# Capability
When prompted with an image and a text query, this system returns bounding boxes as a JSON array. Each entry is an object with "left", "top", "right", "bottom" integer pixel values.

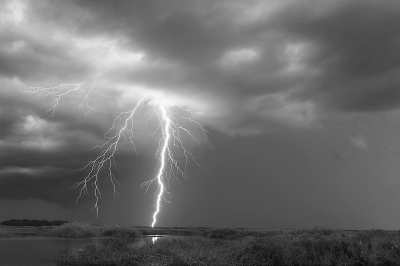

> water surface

[{"left": 0, "top": 236, "right": 172, "bottom": 266}]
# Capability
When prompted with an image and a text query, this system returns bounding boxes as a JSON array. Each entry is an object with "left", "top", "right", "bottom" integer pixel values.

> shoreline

[{"left": 2, "top": 223, "right": 397, "bottom": 239}]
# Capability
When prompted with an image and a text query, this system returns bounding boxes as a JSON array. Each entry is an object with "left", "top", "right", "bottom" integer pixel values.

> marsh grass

[
  {"left": 57, "top": 237, "right": 235, "bottom": 266},
  {"left": 57, "top": 239, "right": 136, "bottom": 265},
  {"left": 233, "top": 230, "right": 400, "bottom": 265},
  {"left": 101, "top": 224, "right": 141, "bottom": 238},
  {"left": 205, "top": 228, "right": 240, "bottom": 239},
  {"left": 56, "top": 228, "right": 400, "bottom": 266},
  {"left": 51, "top": 222, "right": 140, "bottom": 238}
]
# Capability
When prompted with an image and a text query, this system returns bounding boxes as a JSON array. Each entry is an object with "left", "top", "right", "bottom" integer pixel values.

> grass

[
  {"left": 204, "top": 228, "right": 240, "bottom": 239},
  {"left": 51, "top": 222, "right": 141, "bottom": 238},
  {"left": 55, "top": 227, "right": 400, "bottom": 265},
  {"left": 56, "top": 237, "right": 233, "bottom": 265}
]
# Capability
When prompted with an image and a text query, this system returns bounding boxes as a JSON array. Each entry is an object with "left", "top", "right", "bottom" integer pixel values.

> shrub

[
  {"left": 51, "top": 222, "right": 99, "bottom": 238},
  {"left": 100, "top": 224, "right": 141, "bottom": 238}
]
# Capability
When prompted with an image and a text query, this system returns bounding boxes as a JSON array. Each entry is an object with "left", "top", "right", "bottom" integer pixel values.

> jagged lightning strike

[
  {"left": 18, "top": 83, "right": 91, "bottom": 120},
  {"left": 151, "top": 104, "right": 170, "bottom": 227},
  {"left": 19, "top": 83, "right": 206, "bottom": 227}
]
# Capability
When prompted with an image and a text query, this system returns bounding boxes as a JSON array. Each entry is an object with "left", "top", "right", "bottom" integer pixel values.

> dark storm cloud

[
  {"left": 3, "top": 0, "right": 400, "bottom": 132},
  {"left": 47, "top": 0, "right": 400, "bottom": 130},
  {"left": 1, "top": 0, "right": 400, "bottom": 227},
  {"left": 0, "top": 36, "right": 91, "bottom": 81},
  {"left": 0, "top": 16, "right": 92, "bottom": 82},
  {"left": 276, "top": 0, "right": 400, "bottom": 112},
  {"left": 0, "top": 130, "right": 145, "bottom": 208},
  {"left": 68, "top": 0, "right": 293, "bottom": 95},
  {"left": 0, "top": 93, "right": 127, "bottom": 206},
  {"left": 0, "top": 101, "right": 23, "bottom": 138}
]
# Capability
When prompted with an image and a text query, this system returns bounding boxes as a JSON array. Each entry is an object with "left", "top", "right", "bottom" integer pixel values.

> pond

[{"left": 0, "top": 235, "right": 172, "bottom": 266}]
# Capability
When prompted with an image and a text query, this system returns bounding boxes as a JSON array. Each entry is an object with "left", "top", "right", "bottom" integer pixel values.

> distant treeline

[{"left": 0, "top": 219, "right": 69, "bottom": 227}]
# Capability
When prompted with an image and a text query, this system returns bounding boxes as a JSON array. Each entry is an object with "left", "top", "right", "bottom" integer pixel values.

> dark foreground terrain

[
  {"left": 2, "top": 221, "right": 400, "bottom": 265},
  {"left": 55, "top": 227, "right": 400, "bottom": 265}
]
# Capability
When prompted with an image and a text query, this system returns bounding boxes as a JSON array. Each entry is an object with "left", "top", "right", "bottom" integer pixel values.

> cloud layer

[
  {"left": 2, "top": 0, "right": 399, "bottom": 135},
  {"left": 1, "top": 0, "right": 400, "bottom": 223}
]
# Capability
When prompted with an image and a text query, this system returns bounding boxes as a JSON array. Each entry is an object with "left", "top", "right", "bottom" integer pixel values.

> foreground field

[
  {"left": 2, "top": 221, "right": 400, "bottom": 265},
  {"left": 56, "top": 226, "right": 400, "bottom": 266}
]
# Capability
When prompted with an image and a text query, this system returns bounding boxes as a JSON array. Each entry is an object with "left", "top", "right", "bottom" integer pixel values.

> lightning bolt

[
  {"left": 19, "top": 84, "right": 206, "bottom": 227},
  {"left": 17, "top": 83, "right": 90, "bottom": 120},
  {"left": 74, "top": 94, "right": 148, "bottom": 216},
  {"left": 151, "top": 104, "right": 170, "bottom": 227},
  {"left": 143, "top": 100, "right": 206, "bottom": 227}
]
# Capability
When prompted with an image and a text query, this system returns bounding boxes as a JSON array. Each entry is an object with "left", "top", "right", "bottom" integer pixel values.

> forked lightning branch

[{"left": 19, "top": 83, "right": 206, "bottom": 227}]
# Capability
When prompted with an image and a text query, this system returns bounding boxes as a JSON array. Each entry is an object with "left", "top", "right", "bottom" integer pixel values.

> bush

[
  {"left": 50, "top": 222, "right": 141, "bottom": 238},
  {"left": 51, "top": 222, "right": 100, "bottom": 238},
  {"left": 101, "top": 224, "right": 141, "bottom": 238}
]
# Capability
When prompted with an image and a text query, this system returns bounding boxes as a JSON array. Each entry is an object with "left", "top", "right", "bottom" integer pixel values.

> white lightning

[
  {"left": 19, "top": 83, "right": 206, "bottom": 226},
  {"left": 74, "top": 94, "right": 148, "bottom": 215},
  {"left": 142, "top": 100, "right": 207, "bottom": 227},
  {"left": 18, "top": 83, "right": 89, "bottom": 120},
  {"left": 151, "top": 104, "right": 170, "bottom": 227}
]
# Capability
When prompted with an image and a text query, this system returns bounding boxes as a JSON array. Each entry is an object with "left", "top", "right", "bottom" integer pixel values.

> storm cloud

[
  {"left": 1, "top": 0, "right": 400, "bottom": 228},
  {"left": 2, "top": 0, "right": 400, "bottom": 133}
]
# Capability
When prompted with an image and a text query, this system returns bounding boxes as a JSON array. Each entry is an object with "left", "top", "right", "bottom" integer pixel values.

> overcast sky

[{"left": 1, "top": 0, "right": 400, "bottom": 229}]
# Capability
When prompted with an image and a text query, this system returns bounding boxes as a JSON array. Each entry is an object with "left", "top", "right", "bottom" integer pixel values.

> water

[{"left": 0, "top": 236, "right": 170, "bottom": 266}]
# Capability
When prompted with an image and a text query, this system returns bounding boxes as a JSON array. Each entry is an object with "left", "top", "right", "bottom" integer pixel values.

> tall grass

[
  {"left": 51, "top": 222, "right": 140, "bottom": 238},
  {"left": 57, "top": 239, "right": 135, "bottom": 266},
  {"left": 234, "top": 233, "right": 400, "bottom": 265},
  {"left": 56, "top": 228, "right": 400, "bottom": 265},
  {"left": 100, "top": 224, "right": 141, "bottom": 238},
  {"left": 57, "top": 237, "right": 233, "bottom": 265},
  {"left": 205, "top": 228, "right": 240, "bottom": 239}
]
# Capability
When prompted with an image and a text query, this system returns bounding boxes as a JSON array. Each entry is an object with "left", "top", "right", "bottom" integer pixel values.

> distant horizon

[{"left": 2, "top": 219, "right": 399, "bottom": 232}]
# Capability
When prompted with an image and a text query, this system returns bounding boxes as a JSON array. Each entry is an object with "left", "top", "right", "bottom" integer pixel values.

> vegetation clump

[
  {"left": 51, "top": 222, "right": 100, "bottom": 238},
  {"left": 101, "top": 224, "right": 142, "bottom": 238},
  {"left": 51, "top": 222, "right": 141, "bottom": 238},
  {"left": 57, "top": 239, "right": 136, "bottom": 265},
  {"left": 234, "top": 231, "right": 400, "bottom": 265}
]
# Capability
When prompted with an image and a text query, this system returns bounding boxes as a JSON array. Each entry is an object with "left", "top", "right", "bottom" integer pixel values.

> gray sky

[{"left": 1, "top": 0, "right": 400, "bottom": 229}]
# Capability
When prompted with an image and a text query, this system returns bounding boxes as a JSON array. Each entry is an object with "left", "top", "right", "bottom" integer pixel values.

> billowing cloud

[{"left": 1, "top": 0, "right": 398, "bottom": 137}]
